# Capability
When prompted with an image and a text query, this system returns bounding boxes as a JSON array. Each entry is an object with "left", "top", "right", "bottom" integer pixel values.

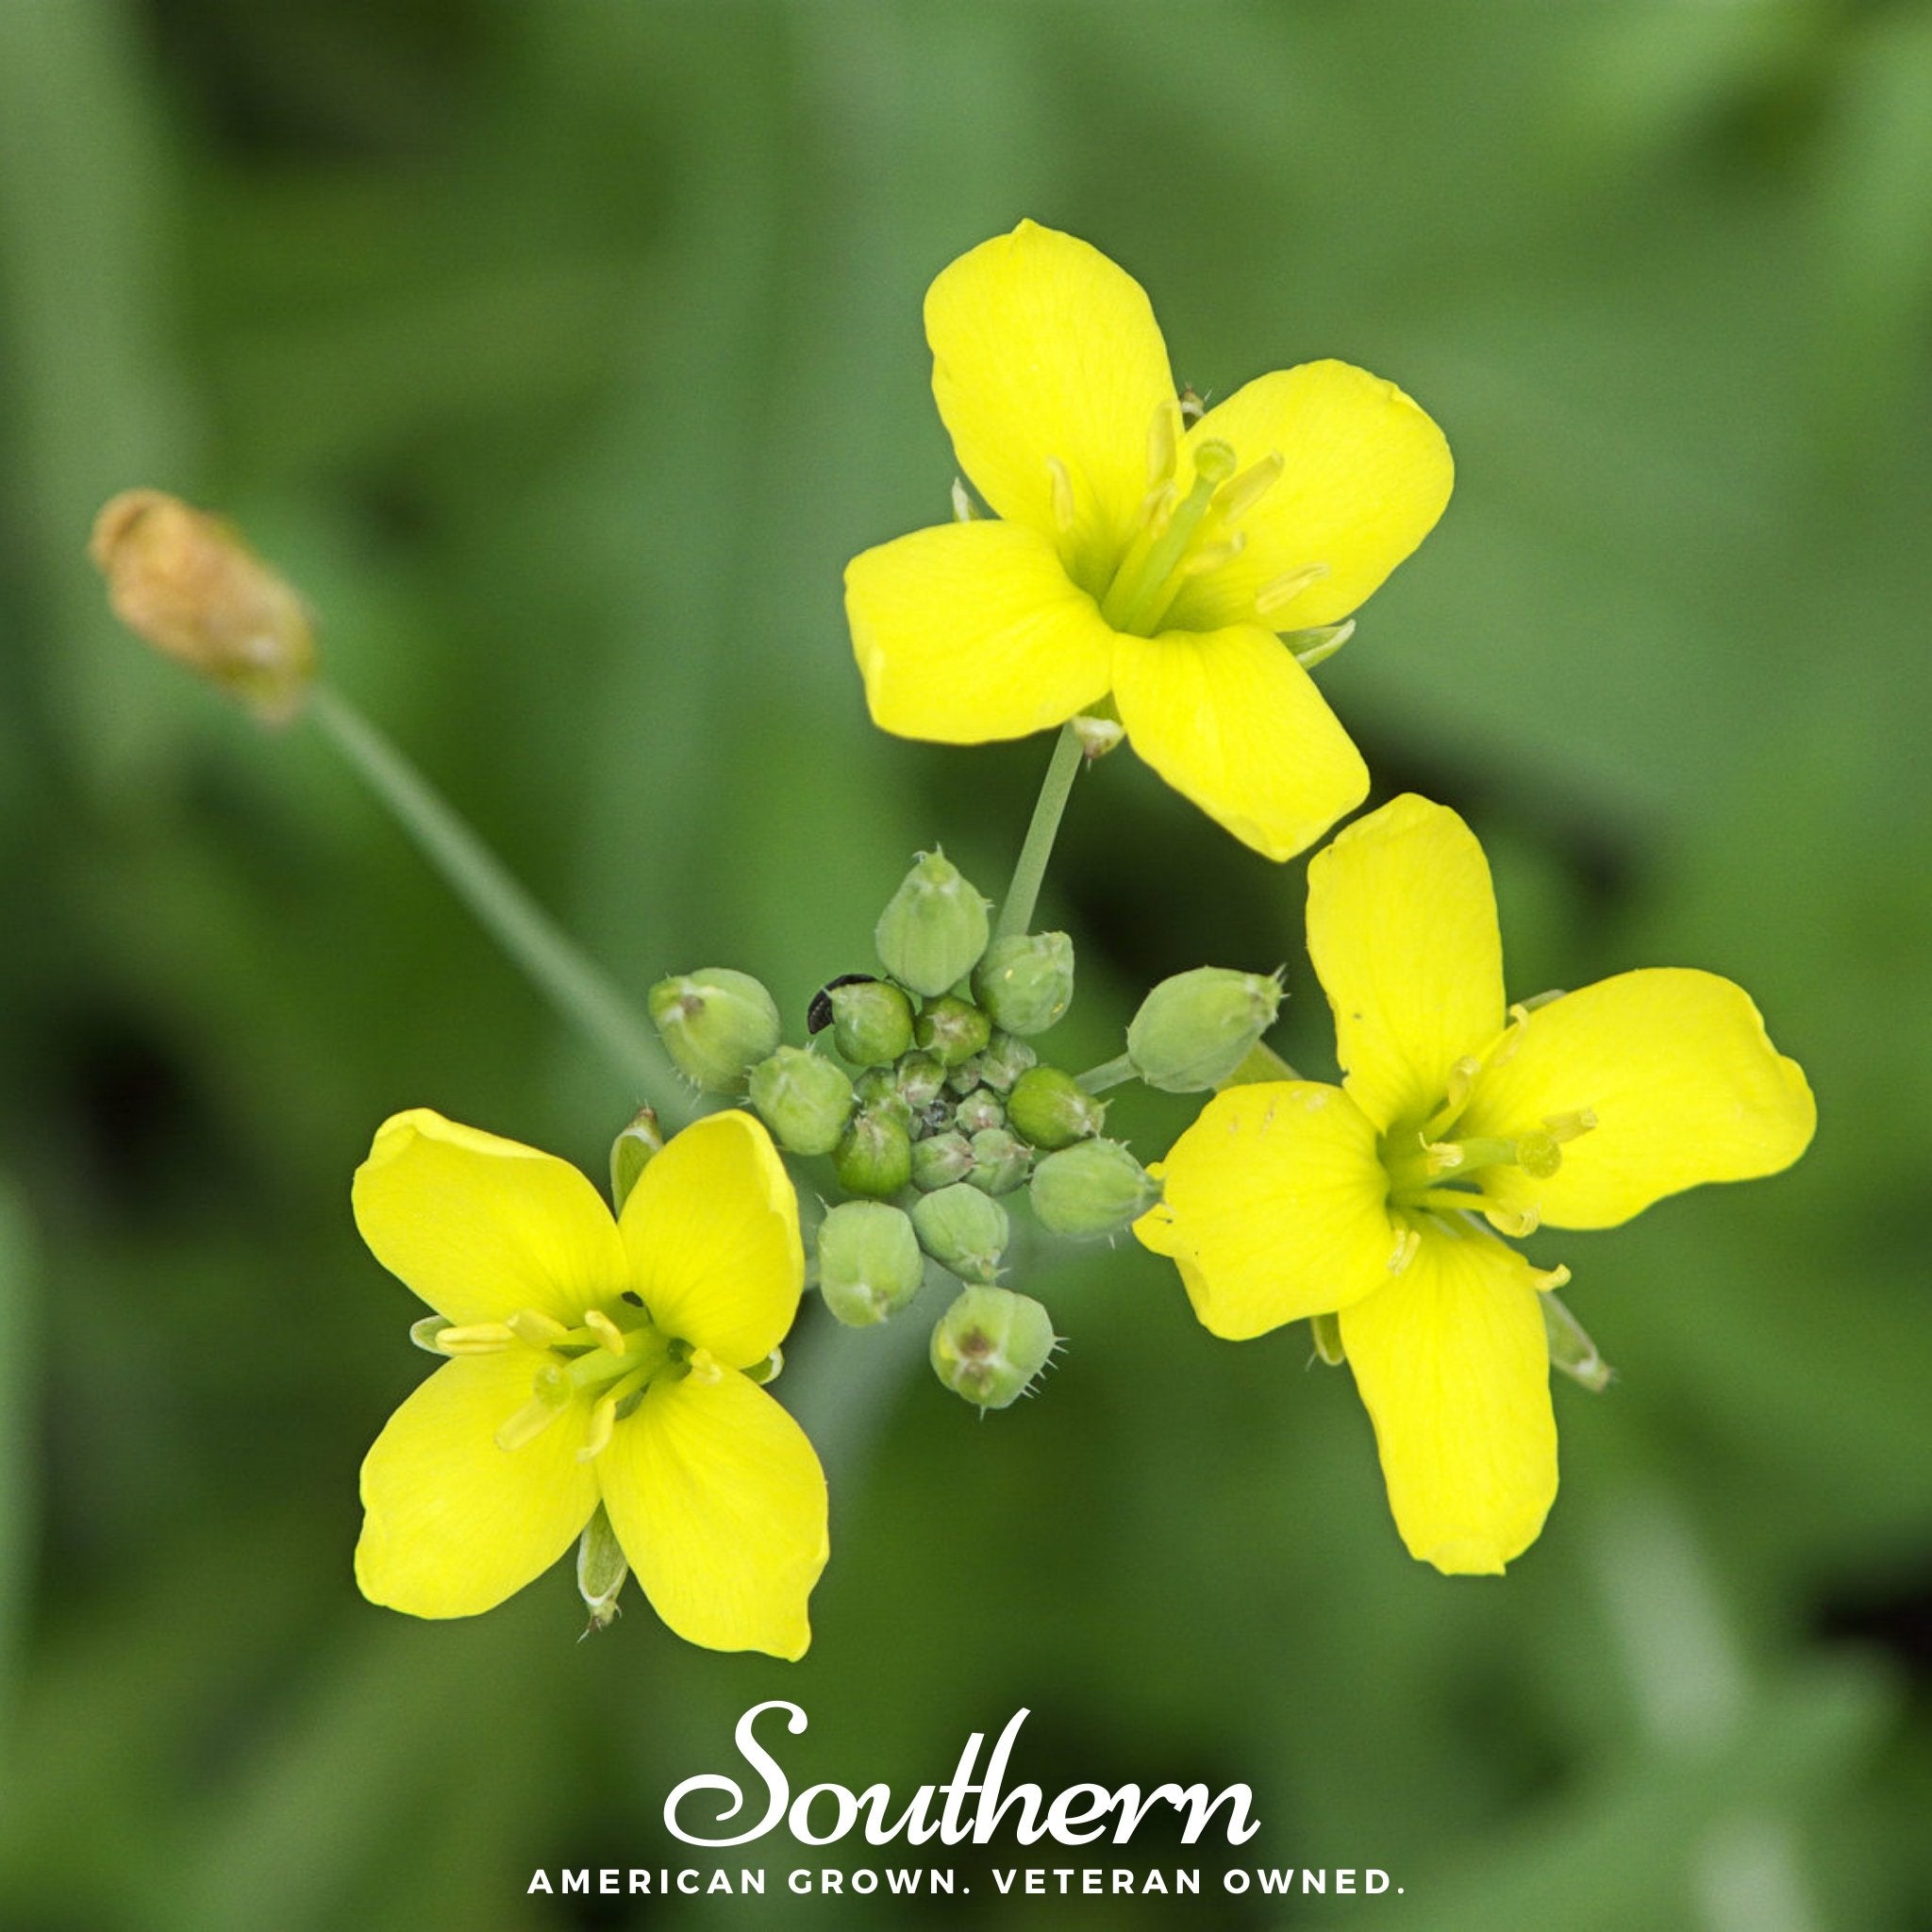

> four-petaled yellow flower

[
  {"left": 1135, "top": 794, "right": 1814, "bottom": 1574},
  {"left": 353, "top": 1108, "right": 827, "bottom": 1658},
  {"left": 844, "top": 220, "right": 1454, "bottom": 861}
]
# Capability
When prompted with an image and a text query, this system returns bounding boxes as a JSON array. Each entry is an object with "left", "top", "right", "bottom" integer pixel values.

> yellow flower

[
  {"left": 1136, "top": 794, "right": 1814, "bottom": 1573},
  {"left": 351, "top": 1108, "right": 827, "bottom": 1658},
  {"left": 843, "top": 220, "right": 1454, "bottom": 861}
]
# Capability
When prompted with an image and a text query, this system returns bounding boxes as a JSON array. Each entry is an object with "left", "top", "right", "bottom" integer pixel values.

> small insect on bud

[
  {"left": 972, "top": 932, "right": 1075, "bottom": 1038},
  {"left": 90, "top": 490, "right": 317, "bottom": 723},
  {"left": 910, "top": 1182, "right": 1009, "bottom": 1282},
  {"left": 1125, "top": 966, "right": 1284, "bottom": 1093},
  {"left": 915, "top": 994, "right": 991, "bottom": 1069},
  {"left": 966, "top": 1127, "right": 1031, "bottom": 1196},
  {"left": 1007, "top": 1066, "right": 1105, "bottom": 1151},
  {"left": 834, "top": 1109, "right": 914, "bottom": 1199},
  {"left": 608, "top": 1106, "right": 664, "bottom": 1213},
  {"left": 976, "top": 1031, "right": 1038, "bottom": 1093},
  {"left": 874, "top": 850, "right": 991, "bottom": 998},
  {"left": 647, "top": 969, "right": 783, "bottom": 1093},
  {"left": 1029, "top": 1138, "right": 1158, "bottom": 1238},
  {"left": 911, "top": 1130, "right": 976, "bottom": 1192},
  {"left": 815, "top": 1201, "right": 924, "bottom": 1327},
  {"left": 929, "top": 1284, "right": 1057, "bottom": 1411},
  {"left": 747, "top": 1047, "right": 855, "bottom": 1157},
  {"left": 826, "top": 978, "right": 915, "bottom": 1067}
]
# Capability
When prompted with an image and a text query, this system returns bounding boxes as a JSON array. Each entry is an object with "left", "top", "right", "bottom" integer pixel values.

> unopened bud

[
  {"left": 834, "top": 1109, "right": 913, "bottom": 1199},
  {"left": 90, "top": 491, "right": 317, "bottom": 723},
  {"left": 1125, "top": 967, "right": 1283, "bottom": 1093},
  {"left": 915, "top": 993, "right": 991, "bottom": 1068},
  {"left": 966, "top": 1127, "right": 1031, "bottom": 1196},
  {"left": 815, "top": 1201, "right": 924, "bottom": 1326},
  {"left": 575, "top": 1505, "right": 627, "bottom": 1634},
  {"left": 977, "top": 1031, "right": 1038, "bottom": 1093},
  {"left": 748, "top": 1047, "right": 855, "bottom": 1156},
  {"left": 929, "top": 1285, "right": 1057, "bottom": 1410},
  {"left": 648, "top": 969, "right": 782, "bottom": 1093},
  {"left": 828, "top": 979, "right": 915, "bottom": 1067},
  {"left": 1029, "top": 1138, "right": 1158, "bottom": 1237},
  {"left": 854, "top": 1067, "right": 914, "bottom": 1134},
  {"left": 911, "top": 1130, "right": 976, "bottom": 1192},
  {"left": 954, "top": 1088, "right": 1006, "bottom": 1136},
  {"left": 972, "top": 932, "right": 1075, "bottom": 1037},
  {"left": 608, "top": 1106, "right": 664, "bottom": 1213},
  {"left": 875, "top": 850, "right": 991, "bottom": 997},
  {"left": 1072, "top": 712, "right": 1125, "bottom": 760},
  {"left": 1008, "top": 1066, "right": 1105, "bottom": 1150},
  {"left": 910, "top": 1182, "right": 1009, "bottom": 1282},
  {"left": 894, "top": 1052, "right": 948, "bottom": 1111}
]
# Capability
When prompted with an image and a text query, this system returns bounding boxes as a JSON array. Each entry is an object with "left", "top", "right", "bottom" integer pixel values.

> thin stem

[
  {"left": 994, "top": 723, "right": 1084, "bottom": 941},
  {"left": 308, "top": 684, "right": 683, "bottom": 1116},
  {"left": 1076, "top": 1053, "right": 1137, "bottom": 1095}
]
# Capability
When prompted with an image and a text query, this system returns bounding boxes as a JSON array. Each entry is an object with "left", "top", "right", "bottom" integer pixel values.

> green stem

[
  {"left": 1076, "top": 1053, "right": 1137, "bottom": 1095},
  {"left": 308, "top": 684, "right": 682, "bottom": 1116},
  {"left": 995, "top": 722, "right": 1084, "bottom": 941}
]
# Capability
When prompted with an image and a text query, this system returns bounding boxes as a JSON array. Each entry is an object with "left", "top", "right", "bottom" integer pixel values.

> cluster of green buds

[{"left": 642, "top": 848, "right": 1287, "bottom": 1415}]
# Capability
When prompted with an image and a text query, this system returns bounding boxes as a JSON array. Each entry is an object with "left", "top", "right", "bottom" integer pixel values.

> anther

[
  {"left": 685, "top": 1346, "right": 724, "bottom": 1388},
  {"left": 1491, "top": 1005, "right": 1535, "bottom": 1068},
  {"left": 1423, "top": 1139, "right": 1465, "bottom": 1176},
  {"left": 506, "top": 1308, "right": 568, "bottom": 1347},
  {"left": 433, "top": 1322, "right": 516, "bottom": 1355},
  {"left": 1045, "top": 456, "right": 1076, "bottom": 536},
  {"left": 1213, "top": 451, "right": 1283, "bottom": 524},
  {"left": 494, "top": 1365, "right": 573, "bottom": 1452},
  {"left": 578, "top": 1393, "right": 617, "bottom": 1462},
  {"left": 1530, "top": 1262, "right": 1572, "bottom": 1293},
  {"left": 583, "top": 1308, "right": 628, "bottom": 1355},
  {"left": 1255, "top": 561, "right": 1330, "bottom": 619},
  {"left": 1145, "top": 398, "right": 1181, "bottom": 490},
  {"left": 1389, "top": 1225, "right": 1422, "bottom": 1274},
  {"left": 1181, "top": 532, "right": 1246, "bottom": 576},
  {"left": 1485, "top": 1202, "right": 1541, "bottom": 1238},
  {"left": 1542, "top": 1109, "right": 1598, "bottom": 1143}
]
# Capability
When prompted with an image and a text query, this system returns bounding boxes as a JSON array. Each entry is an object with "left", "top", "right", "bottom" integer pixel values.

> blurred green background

[{"left": 1, "top": 1, "right": 1927, "bottom": 1926}]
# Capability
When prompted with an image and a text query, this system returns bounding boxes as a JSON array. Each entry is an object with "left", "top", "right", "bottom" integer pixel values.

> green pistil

[
  {"left": 1100, "top": 439, "right": 1238, "bottom": 635},
  {"left": 1382, "top": 1132, "right": 1551, "bottom": 1209}
]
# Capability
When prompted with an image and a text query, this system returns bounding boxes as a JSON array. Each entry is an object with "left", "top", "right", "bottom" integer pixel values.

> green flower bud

[
  {"left": 976, "top": 1031, "right": 1038, "bottom": 1093},
  {"left": 829, "top": 979, "right": 915, "bottom": 1067},
  {"left": 972, "top": 931, "right": 1075, "bottom": 1037},
  {"left": 1125, "top": 966, "right": 1284, "bottom": 1093},
  {"left": 748, "top": 1047, "right": 854, "bottom": 1155},
  {"left": 875, "top": 850, "right": 991, "bottom": 997},
  {"left": 966, "top": 1127, "right": 1031, "bottom": 1196},
  {"left": 954, "top": 1088, "right": 1006, "bottom": 1136},
  {"left": 910, "top": 1182, "right": 1009, "bottom": 1282},
  {"left": 946, "top": 1055, "right": 987, "bottom": 1095},
  {"left": 854, "top": 1067, "right": 914, "bottom": 1134},
  {"left": 815, "top": 1201, "right": 924, "bottom": 1326},
  {"left": 647, "top": 968, "right": 782, "bottom": 1093},
  {"left": 1008, "top": 1066, "right": 1105, "bottom": 1150},
  {"left": 929, "top": 1285, "right": 1057, "bottom": 1411},
  {"left": 911, "top": 1130, "right": 976, "bottom": 1192},
  {"left": 608, "top": 1105, "right": 664, "bottom": 1213},
  {"left": 834, "top": 1109, "right": 913, "bottom": 1198},
  {"left": 915, "top": 993, "right": 991, "bottom": 1068},
  {"left": 1029, "top": 1138, "right": 1159, "bottom": 1238},
  {"left": 894, "top": 1051, "right": 948, "bottom": 1111}
]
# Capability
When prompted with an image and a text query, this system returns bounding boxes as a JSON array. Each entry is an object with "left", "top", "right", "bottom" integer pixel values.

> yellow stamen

[
  {"left": 494, "top": 1365, "right": 573, "bottom": 1452},
  {"left": 583, "top": 1307, "right": 627, "bottom": 1355},
  {"left": 433, "top": 1322, "right": 516, "bottom": 1355},
  {"left": 1485, "top": 1202, "right": 1541, "bottom": 1238},
  {"left": 1254, "top": 561, "right": 1329, "bottom": 619},
  {"left": 1388, "top": 1225, "right": 1422, "bottom": 1274},
  {"left": 685, "top": 1346, "right": 724, "bottom": 1388},
  {"left": 506, "top": 1308, "right": 568, "bottom": 1347},
  {"left": 1145, "top": 398, "right": 1181, "bottom": 489},
  {"left": 1213, "top": 451, "right": 1283, "bottom": 524},
  {"left": 1542, "top": 1108, "right": 1598, "bottom": 1143},
  {"left": 1181, "top": 532, "right": 1246, "bottom": 577},
  {"left": 1530, "top": 1262, "right": 1572, "bottom": 1293},
  {"left": 578, "top": 1392, "right": 617, "bottom": 1462}
]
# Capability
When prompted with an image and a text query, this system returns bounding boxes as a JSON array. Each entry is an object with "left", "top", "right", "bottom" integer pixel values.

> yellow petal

[
  {"left": 1457, "top": 968, "right": 1816, "bottom": 1230},
  {"left": 845, "top": 521, "right": 1116, "bottom": 744},
  {"left": 619, "top": 1111, "right": 804, "bottom": 1370},
  {"left": 1339, "top": 1223, "right": 1557, "bottom": 1574},
  {"left": 1134, "top": 1081, "right": 1396, "bottom": 1338},
  {"left": 355, "top": 1353, "right": 598, "bottom": 1618},
  {"left": 1111, "top": 624, "right": 1369, "bottom": 861},
  {"left": 1164, "top": 360, "right": 1454, "bottom": 634},
  {"left": 599, "top": 1371, "right": 828, "bottom": 1660},
  {"left": 925, "top": 220, "right": 1174, "bottom": 590},
  {"left": 352, "top": 1109, "right": 627, "bottom": 1325},
  {"left": 1307, "top": 794, "right": 1506, "bottom": 1133}
]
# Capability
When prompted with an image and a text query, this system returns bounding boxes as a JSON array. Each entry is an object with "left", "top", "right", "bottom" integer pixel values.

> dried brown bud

[{"left": 90, "top": 491, "right": 317, "bottom": 723}]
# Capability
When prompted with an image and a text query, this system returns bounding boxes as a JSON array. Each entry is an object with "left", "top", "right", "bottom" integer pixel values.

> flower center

[
  {"left": 414, "top": 1297, "right": 704, "bottom": 1462},
  {"left": 1084, "top": 400, "right": 1324, "bottom": 637}
]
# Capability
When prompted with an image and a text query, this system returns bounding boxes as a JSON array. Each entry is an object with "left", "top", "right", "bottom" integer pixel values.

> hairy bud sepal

[
  {"left": 1029, "top": 1138, "right": 1159, "bottom": 1238},
  {"left": 874, "top": 851, "right": 991, "bottom": 998},
  {"left": 647, "top": 969, "right": 782, "bottom": 1093},
  {"left": 748, "top": 1047, "right": 855, "bottom": 1157},
  {"left": 930, "top": 1285, "right": 1058, "bottom": 1411},
  {"left": 815, "top": 1201, "right": 924, "bottom": 1326},
  {"left": 828, "top": 980, "right": 916, "bottom": 1067},
  {"left": 1008, "top": 1066, "right": 1105, "bottom": 1150},
  {"left": 910, "top": 1183, "right": 1009, "bottom": 1282},
  {"left": 1126, "top": 967, "right": 1283, "bottom": 1093},
  {"left": 834, "top": 1110, "right": 914, "bottom": 1199},
  {"left": 972, "top": 932, "right": 1075, "bottom": 1038}
]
